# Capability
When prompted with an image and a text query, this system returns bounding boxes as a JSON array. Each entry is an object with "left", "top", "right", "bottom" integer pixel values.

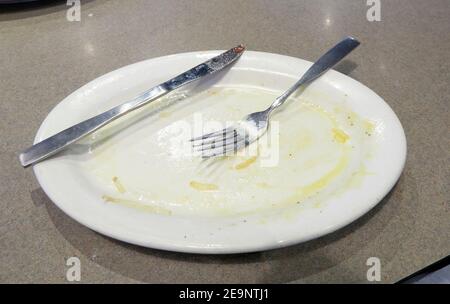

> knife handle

[{"left": 19, "top": 85, "right": 168, "bottom": 167}]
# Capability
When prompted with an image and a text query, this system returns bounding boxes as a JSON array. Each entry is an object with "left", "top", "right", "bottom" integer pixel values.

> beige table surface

[{"left": 0, "top": 0, "right": 449, "bottom": 283}]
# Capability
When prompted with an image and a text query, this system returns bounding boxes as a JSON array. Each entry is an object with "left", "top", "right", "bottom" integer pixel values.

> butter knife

[{"left": 19, "top": 45, "right": 245, "bottom": 167}]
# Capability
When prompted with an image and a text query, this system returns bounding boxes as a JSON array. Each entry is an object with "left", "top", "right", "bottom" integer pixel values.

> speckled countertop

[{"left": 0, "top": 0, "right": 449, "bottom": 283}]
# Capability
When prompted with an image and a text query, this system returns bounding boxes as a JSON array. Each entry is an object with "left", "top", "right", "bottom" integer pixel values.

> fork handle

[{"left": 270, "top": 36, "right": 360, "bottom": 110}]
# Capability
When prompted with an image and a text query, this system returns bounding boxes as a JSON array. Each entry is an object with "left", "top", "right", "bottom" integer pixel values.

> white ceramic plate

[{"left": 33, "top": 51, "right": 406, "bottom": 254}]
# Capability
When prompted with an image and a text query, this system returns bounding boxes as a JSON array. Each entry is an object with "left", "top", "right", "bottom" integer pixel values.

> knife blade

[{"left": 19, "top": 45, "right": 245, "bottom": 167}]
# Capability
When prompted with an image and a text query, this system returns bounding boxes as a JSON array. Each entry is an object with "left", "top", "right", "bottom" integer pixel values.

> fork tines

[{"left": 190, "top": 127, "right": 246, "bottom": 158}]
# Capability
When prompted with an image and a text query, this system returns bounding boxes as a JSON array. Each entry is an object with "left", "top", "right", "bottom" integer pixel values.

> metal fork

[{"left": 191, "top": 37, "right": 360, "bottom": 157}]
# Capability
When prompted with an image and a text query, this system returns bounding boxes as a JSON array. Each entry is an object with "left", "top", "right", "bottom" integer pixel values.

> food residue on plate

[
  {"left": 112, "top": 176, "right": 126, "bottom": 193},
  {"left": 332, "top": 128, "right": 350, "bottom": 144},
  {"left": 234, "top": 156, "right": 258, "bottom": 170},
  {"left": 102, "top": 195, "right": 171, "bottom": 215},
  {"left": 84, "top": 86, "right": 378, "bottom": 218},
  {"left": 295, "top": 148, "right": 350, "bottom": 198},
  {"left": 363, "top": 119, "right": 375, "bottom": 136},
  {"left": 189, "top": 181, "right": 219, "bottom": 191}
]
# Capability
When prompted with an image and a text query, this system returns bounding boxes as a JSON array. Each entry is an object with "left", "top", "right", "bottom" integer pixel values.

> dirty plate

[{"left": 33, "top": 51, "right": 407, "bottom": 253}]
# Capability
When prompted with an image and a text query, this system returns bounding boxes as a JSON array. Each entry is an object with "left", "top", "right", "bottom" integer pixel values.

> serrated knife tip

[{"left": 234, "top": 44, "right": 245, "bottom": 53}]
